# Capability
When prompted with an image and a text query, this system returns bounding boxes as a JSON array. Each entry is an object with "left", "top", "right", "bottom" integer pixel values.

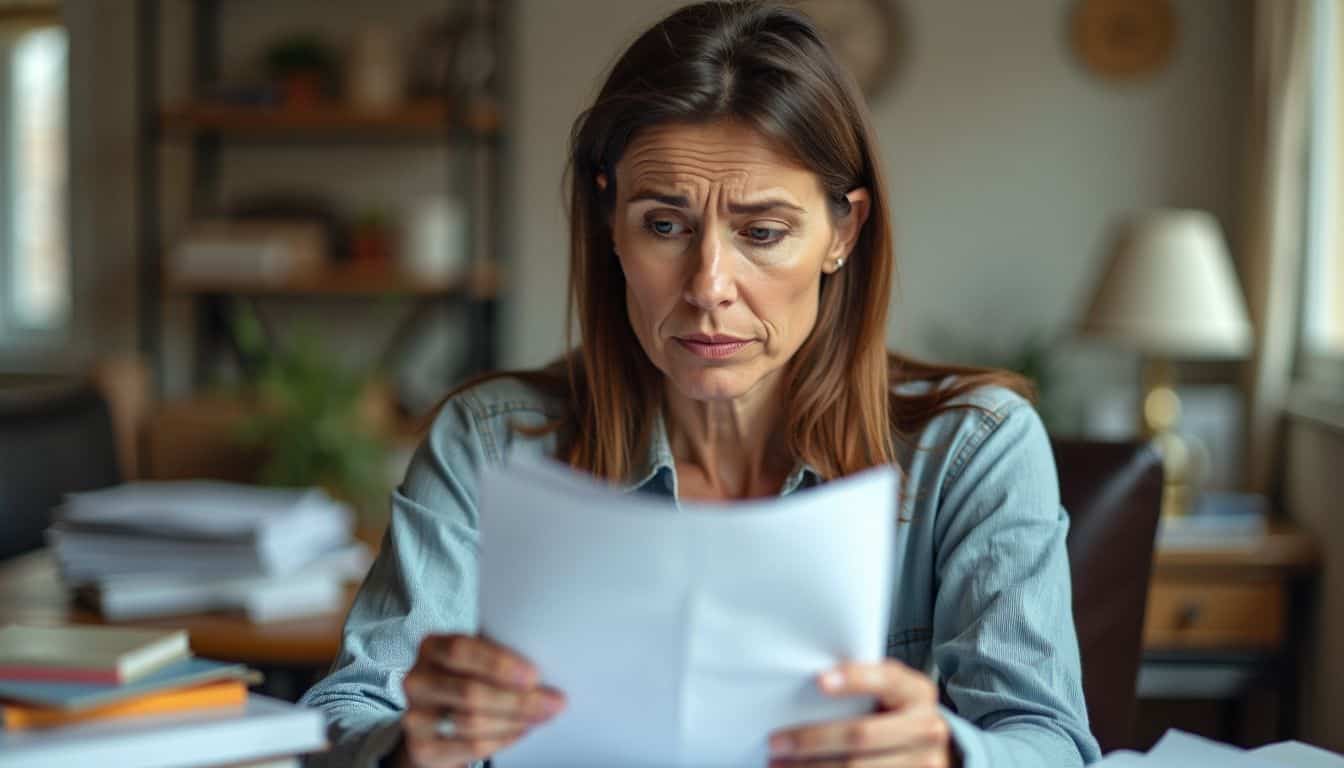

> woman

[{"left": 300, "top": 2, "right": 1101, "bottom": 767}]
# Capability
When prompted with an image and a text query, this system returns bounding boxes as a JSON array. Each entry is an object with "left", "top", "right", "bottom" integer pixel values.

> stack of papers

[
  {"left": 1097, "top": 730, "right": 1344, "bottom": 767},
  {"left": 478, "top": 458, "right": 900, "bottom": 768},
  {"left": 47, "top": 482, "right": 370, "bottom": 622}
]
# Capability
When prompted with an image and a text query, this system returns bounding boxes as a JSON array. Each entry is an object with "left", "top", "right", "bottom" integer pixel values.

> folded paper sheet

[{"left": 478, "top": 458, "right": 900, "bottom": 768}]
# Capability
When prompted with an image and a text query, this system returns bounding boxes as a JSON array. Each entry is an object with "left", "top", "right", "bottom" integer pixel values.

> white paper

[
  {"left": 477, "top": 457, "right": 900, "bottom": 768},
  {"left": 1251, "top": 742, "right": 1344, "bottom": 768},
  {"left": 1147, "top": 730, "right": 1279, "bottom": 767},
  {"left": 1088, "top": 751, "right": 1157, "bottom": 768},
  {"left": 50, "top": 482, "right": 352, "bottom": 579},
  {"left": 1091, "top": 730, "right": 1344, "bottom": 767}
]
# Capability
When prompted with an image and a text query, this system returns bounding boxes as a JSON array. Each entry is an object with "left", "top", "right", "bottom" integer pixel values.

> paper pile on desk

[
  {"left": 478, "top": 458, "right": 900, "bottom": 768},
  {"left": 1095, "top": 730, "right": 1344, "bottom": 767},
  {"left": 47, "top": 482, "right": 370, "bottom": 622}
]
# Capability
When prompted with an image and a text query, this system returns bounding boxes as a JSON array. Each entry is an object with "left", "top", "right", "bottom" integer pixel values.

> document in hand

[{"left": 478, "top": 458, "right": 900, "bottom": 768}]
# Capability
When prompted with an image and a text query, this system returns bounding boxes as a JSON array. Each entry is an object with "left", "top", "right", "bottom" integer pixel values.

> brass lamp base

[{"left": 1142, "top": 360, "right": 1194, "bottom": 518}]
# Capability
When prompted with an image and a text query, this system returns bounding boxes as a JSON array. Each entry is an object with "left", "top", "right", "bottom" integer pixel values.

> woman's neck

[{"left": 662, "top": 375, "right": 792, "bottom": 500}]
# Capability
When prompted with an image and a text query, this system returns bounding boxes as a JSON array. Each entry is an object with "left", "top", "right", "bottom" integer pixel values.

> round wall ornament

[{"left": 1072, "top": 0, "right": 1178, "bottom": 81}]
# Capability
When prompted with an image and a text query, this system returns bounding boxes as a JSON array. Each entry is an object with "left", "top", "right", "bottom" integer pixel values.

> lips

[
  {"left": 674, "top": 333, "right": 753, "bottom": 359},
  {"left": 679, "top": 333, "right": 749, "bottom": 344}
]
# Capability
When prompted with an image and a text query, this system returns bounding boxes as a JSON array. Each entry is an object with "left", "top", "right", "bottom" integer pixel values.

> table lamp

[{"left": 1079, "top": 209, "right": 1253, "bottom": 517}]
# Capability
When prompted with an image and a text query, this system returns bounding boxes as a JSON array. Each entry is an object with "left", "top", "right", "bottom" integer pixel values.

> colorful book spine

[
  {"left": 1, "top": 680, "right": 247, "bottom": 730},
  {"left": 0, "top": 665, "right": 129, "bottom": 685}
]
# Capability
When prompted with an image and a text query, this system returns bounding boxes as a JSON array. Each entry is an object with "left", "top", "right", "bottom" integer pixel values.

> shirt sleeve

[
  {"left": 930, "top": 399, "right": 1103, "bottom": 767},
  {"left": 299, "top": 397, "right": 487, "bottom": 768}
]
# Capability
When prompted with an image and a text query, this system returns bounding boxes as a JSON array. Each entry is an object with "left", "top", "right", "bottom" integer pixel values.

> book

[
  {"left": 0, "top": 693, "right": 327, "bottom": 768},
  {"left": 2, "top": 679, "right": 247, "bottom": 730},
  {"left": 0, "top": 625, "right": 188, "bottom": 685},
  {"left": 0, "top": 657, "right": 257, "bottom": 711},
  {"left": 170, "top": 220, "right": 326, "bottom": 287}
]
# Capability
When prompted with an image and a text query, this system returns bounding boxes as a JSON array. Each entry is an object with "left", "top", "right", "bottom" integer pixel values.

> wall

[
  {"left": 64, "top": 0, "right": 1252, "bottom": 413},
  {"left": 504, "top": 0, "right": 683, "bottom": 368},
  {"left": 1284, "top": 409, "right": 1344, "bottom": 753},
  {"left": 503, "top": 0, "right": 1251, "bottom": 429}
]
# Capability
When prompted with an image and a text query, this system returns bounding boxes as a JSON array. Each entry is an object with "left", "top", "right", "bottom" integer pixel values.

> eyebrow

[{"left": 626, "top": 189, "right": 806, "bottom": 215}]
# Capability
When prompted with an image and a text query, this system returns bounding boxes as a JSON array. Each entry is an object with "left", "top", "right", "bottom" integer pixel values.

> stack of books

[
  {"left": 0, "top": 624, "right": 327, "bottom": 767},
  {"left": 47, "top": 482, "right": 372, "bottom": 623}
]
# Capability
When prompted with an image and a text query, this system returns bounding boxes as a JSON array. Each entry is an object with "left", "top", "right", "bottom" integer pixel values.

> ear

[
  {"left": 597, "top": 172, "right": 615, "bottom": 234},
  {"left": 824, "top": 187, "right": 871, "bottom": 273},
  {"left": 599, "top": 174, "right": 618, "bottom": 255}
]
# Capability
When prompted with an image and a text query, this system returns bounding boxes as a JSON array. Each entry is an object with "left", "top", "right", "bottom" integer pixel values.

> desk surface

[
  {"left": 1154, "top": 523, "right": 1321, "bottom": 578},
  {"left": 0, "top": 525, "right": 1322, "bottom": 669}
]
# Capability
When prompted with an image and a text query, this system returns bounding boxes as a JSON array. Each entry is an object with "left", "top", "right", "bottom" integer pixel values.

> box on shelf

[{"left": 170, "top": 220, "right": 326, "bottom": 287}]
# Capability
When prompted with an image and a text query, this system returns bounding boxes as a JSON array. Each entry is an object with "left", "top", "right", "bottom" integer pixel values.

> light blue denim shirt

[{"left": 300, "top": 375, "right": 1102, "bottom": 767}]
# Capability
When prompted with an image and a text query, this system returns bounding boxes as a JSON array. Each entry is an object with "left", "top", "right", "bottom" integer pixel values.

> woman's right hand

[{"left": 396, "top": 633, "right": 567, "bottom": 768}]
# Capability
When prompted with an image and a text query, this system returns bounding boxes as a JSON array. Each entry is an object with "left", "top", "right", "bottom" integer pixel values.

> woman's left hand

[{"left": 767, "top": 660, "right": 958, "bottom": 767}]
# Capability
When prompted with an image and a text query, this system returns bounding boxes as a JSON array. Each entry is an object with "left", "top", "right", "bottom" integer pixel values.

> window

[
  {"left": 1303, "top": 0, "right": 1344, "bottom": 389},
  {"left": 0, "top": 15, "right": 68, "bottom": 341}
]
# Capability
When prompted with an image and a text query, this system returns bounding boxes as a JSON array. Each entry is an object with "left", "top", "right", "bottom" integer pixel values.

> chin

[{"left": 667, "top": 365, "right": 757, "bottom": 402}]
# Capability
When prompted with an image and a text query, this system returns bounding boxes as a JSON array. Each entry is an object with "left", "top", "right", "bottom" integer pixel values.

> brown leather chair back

[{"left": 1052, "top": 439, "right": 1163, "bottom": 754}]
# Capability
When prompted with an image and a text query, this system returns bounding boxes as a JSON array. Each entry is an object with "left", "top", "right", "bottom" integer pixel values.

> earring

[{"left": 834, "top": 257, "right": 846, "bottom": 270}]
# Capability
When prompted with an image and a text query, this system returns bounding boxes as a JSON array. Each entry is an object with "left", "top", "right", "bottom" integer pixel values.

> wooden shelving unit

[
  {"left": 167, "top": 262, "right": 502, "bottom": 299},
  {"left": 160, "top": 101, "right": 455, "bottom": 135},
  {"left": 136, "top": 0, "right": 508, "bottom": 394}
]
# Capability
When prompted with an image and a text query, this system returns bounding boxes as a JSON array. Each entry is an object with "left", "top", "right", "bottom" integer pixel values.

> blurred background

[{"left": 0, "top": 0, "right": 1341, "bottom": 756}]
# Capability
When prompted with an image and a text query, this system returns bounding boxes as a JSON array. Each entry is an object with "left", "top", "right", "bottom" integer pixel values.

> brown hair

[{"left": 454, "top": 1, "right": 1030, "bottom": 482}]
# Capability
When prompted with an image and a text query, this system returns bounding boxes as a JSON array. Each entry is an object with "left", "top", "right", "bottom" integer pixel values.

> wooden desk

[
  {"left": 0, "top": 525, "right": 1323, "bottom": 716},
  {"left": 1138, "top": 524, "right": 1321, "bottom": 745}
]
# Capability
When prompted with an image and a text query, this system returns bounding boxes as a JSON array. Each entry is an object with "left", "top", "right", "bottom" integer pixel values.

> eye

[
  {"left": 644, "top": 217, "right": 689, "bottom": 238},
  {"left": 742, "top": 225, "right": 786, "bottom": 247}
]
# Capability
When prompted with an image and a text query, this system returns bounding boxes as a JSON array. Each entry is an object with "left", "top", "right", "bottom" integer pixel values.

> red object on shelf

[
  {"left": 279, "top": 73, "right": 323, "bottom": 108},
  {"left": 351, "top": 226, "right": 394, "bottom": 267}
]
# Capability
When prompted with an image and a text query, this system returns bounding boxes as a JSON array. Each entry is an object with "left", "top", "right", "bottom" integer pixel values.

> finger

[
  {"left": 420, "top": 634, "right": 539, "bottom": 688},
  {"left": 404, "top": 730, "right": 522, "bottom": 768},
  {"left": 817, "top": 661, "right": 938, "bottom": 710},
  {"left": 769, "top": 704, "right": 949, "bottom": 760},
  {"left": 403, "top": 708, "right": 530, "bottom": 741},
  {"left": 769, "top": 747, "right": 950, "bottom": 768},
  {"left": 403, "top": 666, "right": 565, "bottom": 720}
]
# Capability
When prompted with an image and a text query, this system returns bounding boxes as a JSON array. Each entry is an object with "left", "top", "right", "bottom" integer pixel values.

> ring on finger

[{"left": 434, "top": 712, "right": 458, "bottom": 739}]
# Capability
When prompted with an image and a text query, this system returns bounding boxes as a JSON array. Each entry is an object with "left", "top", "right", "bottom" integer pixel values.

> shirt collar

[{"left": 623, "top": 409, "right": 823, "bottom": 499}]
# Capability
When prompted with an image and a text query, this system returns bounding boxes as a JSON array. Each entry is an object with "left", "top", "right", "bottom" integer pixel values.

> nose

[{"left": 682, "top": 228, "right": 737, "bottom": 311}]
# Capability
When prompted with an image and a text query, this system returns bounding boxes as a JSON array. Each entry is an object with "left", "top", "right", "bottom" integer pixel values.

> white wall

[
  {"left": 503, "top": 0, "right": 683, "bottom": 368},
  {"left": 1284, "top": 408, "right": 1344, "bottom": 753},
  {"left": 502, "top": 0, "right": 1251, "bottom": 427},
  {"left": 66, "top": 0, "right": 1251, "bottom": 417}
]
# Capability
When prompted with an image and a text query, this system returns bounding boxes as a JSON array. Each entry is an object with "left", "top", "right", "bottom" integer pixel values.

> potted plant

[
  {"left": 264, "top": 35, "right": 336, "bottom": 107},
  {"left": 230, "top": 306, "right": 391, "bottom": 523}
]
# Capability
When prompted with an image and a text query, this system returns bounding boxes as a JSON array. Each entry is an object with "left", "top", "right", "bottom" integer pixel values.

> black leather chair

[
  {"left": 0, "top": 383, "right": 122, "bottom": 561},
  {"left": 1054, "top": 439, "right": 1164, "bottom": 754}
]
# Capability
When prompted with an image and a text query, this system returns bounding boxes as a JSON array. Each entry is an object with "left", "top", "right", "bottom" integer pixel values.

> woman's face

[{"left": 606, "top": 120, "right": 869, "bottom": 404}]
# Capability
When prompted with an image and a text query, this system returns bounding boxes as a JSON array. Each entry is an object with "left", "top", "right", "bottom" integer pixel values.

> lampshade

[{"left": 1079, "top": 209, "right": 1253, "bottom": 359}]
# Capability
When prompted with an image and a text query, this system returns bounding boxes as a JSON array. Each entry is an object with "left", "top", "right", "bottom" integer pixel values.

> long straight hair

[{"left": 457, "top": 1, "right": 1030, "bottom": 482}]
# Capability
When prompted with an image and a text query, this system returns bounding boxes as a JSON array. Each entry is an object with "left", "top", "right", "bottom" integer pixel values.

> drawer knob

[{"left": 1176, "top": 602, "right": 1203, "bottom": 629}]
